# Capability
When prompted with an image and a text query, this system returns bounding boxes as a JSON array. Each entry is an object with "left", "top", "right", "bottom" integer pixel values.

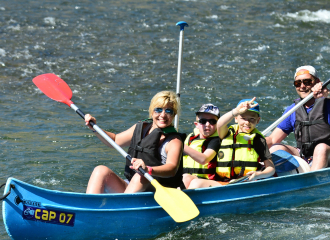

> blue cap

[{"left": 237, "top": 99, "right": 260, "bottom": 115}]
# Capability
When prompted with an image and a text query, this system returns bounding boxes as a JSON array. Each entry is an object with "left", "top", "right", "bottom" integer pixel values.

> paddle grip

[
  {"left": 322, "top": 78, "right": 330, "bottom": 89},
  {"left": 138, "top": 167, "right": 147, "bottom": 175},
  {"left": 75, "top": 108, "right": 95, "bottom": 127},
  {"left": 126, "top": 154, "right": 147, "bottom": 175},
  {"left": 75, "top": 108, "right": 85, "bottom": 119}
]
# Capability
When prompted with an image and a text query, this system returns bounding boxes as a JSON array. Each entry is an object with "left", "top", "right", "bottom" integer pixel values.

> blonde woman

[{"left": 85, "top": 91, "right": 184, "bottom": 193}]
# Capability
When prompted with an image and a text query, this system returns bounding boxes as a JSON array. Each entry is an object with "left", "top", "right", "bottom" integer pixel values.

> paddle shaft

[
  {"left": 262, "top": 78, "right": 330, "bottom": 136},
  {"left": 71, "top": 104, "right": 152, "bottom": 181},
  {"left": 174, "top": 21, "right": 188, "bottom": 131},
  {"left": 227, "top": 175, "right": 249, "bottom": 184}
]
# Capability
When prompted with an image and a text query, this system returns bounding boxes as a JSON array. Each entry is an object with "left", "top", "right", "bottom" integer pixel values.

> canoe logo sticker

[
  {"left": 22, "top": 205, "right": 75, "bottom": 227},
  {"left": 15, "top": 196, "right": 41, "bottom": 207},
  {"left": 218, "top": 151, "right": 224, "bottom": 159}
]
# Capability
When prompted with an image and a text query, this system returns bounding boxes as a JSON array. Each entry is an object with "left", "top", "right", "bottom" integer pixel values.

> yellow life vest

[
  {"left": 183, "top": 128, "right": 219, "bottom": 179},
  {"left": 216, "top": 124, "right": 263, "bottom": 179}
]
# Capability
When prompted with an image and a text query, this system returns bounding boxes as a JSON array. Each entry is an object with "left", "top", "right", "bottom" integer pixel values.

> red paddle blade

[{"left": 33, "top": 73, "right": 73, "bottom": 106}]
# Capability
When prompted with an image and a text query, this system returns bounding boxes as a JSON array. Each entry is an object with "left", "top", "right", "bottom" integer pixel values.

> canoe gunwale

[{"left": 42, "top": 202, "right": 161, "bottom": 212}]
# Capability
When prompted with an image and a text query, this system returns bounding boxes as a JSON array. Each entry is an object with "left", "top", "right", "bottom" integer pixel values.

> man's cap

[
  {"left": 294, "top": 65, "right": 318, "bottom": 79},
  {"left": 237, "top": 99, "right": 260, "bottom": 115},
  {"left": 196, "top": 104, "right": 220, "bottom": 118}
]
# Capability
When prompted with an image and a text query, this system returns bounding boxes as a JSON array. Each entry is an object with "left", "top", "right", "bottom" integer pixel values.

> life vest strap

[
  {"left": 217, "top": 161, "right": 259, "bottom": 168},
  {"left": 183, "top": 168, "right": 216, "bottom": 174},
  {"left": 297, "top": 119, "right": 325, "bottom": 127},
  {"left": 188, "top": 134, "right": 200, "bottom": 145},
  {"left": 133, "top": 145, "right": 155, "bottom": 154},
  {"left": 220, "top": 143, "right": 252, "bottom": 149}
]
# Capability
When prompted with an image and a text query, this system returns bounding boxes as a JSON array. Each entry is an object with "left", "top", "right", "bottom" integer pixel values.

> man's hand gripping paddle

[
  {"left": 262, "top": 78, "right": 330, "bottom": 136},
  {"left": 32, "top": 73, "right": 199, "bottom": 223}
]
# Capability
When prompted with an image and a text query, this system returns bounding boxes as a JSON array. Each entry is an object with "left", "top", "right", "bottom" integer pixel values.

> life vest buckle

[{"left": 135, "top": 145, "right": 144, "bottom": 152}]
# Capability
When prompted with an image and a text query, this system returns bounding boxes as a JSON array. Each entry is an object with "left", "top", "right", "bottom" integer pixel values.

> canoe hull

[{"left": 3, "top": 168, "right": 330, "bottom": 239}]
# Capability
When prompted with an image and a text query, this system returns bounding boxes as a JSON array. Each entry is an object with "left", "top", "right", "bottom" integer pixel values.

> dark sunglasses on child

[
  {"left": 198, "top": 118, "right": 217, "bottom": 125},
  {"left": 293, "top": 78, "right": 313, "bottom": 88},
  {"left": 154, "top": 108, "right": 174, "bottom": 115}
]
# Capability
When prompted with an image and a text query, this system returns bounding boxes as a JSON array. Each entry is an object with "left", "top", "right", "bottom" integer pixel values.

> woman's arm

[
  {"left": 85, "top": 113, "right": 135, "bottom": 148},
  {"left": 130, "top": 137, "right": 183, "bottom": 177},
  {"left": 156, "top": 137, "right": 182, "bottom": 177}
]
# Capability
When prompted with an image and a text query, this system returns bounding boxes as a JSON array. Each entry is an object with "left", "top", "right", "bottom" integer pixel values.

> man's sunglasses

[
  {"left": 293, "top": 79, "right": 313, "bottom": 88},
  {"left": 154, "top": 108, "right": 174, "bottom": 115},
  {"left": 198, "top": 118, "right": 217, "bottom": 125}
]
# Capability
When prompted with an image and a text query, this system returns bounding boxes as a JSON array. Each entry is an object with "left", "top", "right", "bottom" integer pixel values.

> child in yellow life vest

[
  {"left": 188, "top": 98, "right": 275, "bottom": 189},
  {"left": 182, "top": 104, "right": 221, "bottom": 188}
]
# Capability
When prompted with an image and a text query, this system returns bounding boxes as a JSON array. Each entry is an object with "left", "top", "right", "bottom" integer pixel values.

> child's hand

[
  {"left": 246, "top": 171, "right": 258, "bottom": 181},
  {"left": 234, "top": 97, "right": 258, "bottom": 116}
]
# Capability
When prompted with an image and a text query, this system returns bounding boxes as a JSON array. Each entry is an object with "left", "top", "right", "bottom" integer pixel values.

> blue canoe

[{"left": 2, "top": 167, "right": 330, "bottom": 240}]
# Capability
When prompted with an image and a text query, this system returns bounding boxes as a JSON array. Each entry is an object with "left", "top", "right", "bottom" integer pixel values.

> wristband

[
  {"left": 92, "top": 130, "right": 96, "bottom": 132},
  {"left": 147, "top": 166, "right": 153, "bottom": 175},
  {"left": 232, "top": 109, "right": 236, "bottom": 117}
]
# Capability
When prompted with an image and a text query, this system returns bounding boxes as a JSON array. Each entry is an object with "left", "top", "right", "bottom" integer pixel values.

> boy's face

[
  {"left": 194, "top": 113, "right": 218, "bottom": 139},
  {"left": 235, "top": 111, "right": 260, "bottom": 133}
]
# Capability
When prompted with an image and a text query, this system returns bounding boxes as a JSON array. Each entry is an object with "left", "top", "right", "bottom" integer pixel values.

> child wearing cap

[
  {"left": 182, "top": 104, "right": 221, "bottom": 188},
  {"left": 188, "top": 97, "right": 275, "bottom": 189}
]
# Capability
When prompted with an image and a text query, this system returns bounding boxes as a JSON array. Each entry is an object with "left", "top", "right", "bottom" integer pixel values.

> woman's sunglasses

[
  {"left": 293, "top": 79, "right": 313, "bottom": 88},
  {"left": 198, "top": 118, "right": 217, "bottom": 125},
  {"left": 154, "top": 108, "right": 174, "bottom": 115}
]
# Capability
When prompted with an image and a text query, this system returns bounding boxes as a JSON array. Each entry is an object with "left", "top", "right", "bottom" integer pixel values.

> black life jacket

[
  {"left": 294, "top": 98, "right": 330, "bottom": 157},
  {"left": 125, "top": 121, "right": 185, "bottom": 188}
]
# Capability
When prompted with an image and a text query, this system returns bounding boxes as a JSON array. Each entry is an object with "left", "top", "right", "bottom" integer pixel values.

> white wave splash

[
  {"left": 33, "top": 178, "right": 60, "bottom": 186},
  {"left": 286, "top": 9, "right": 330, "bottom": 23},
  {"left": 0, "top": 48, "right": 6, "bottom": 57},
  {"left": 44, "top": 17, "right": 56, "bottom": 26}
]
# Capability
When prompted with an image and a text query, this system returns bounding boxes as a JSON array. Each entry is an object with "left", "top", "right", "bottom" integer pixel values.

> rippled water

[{"left": 1, "top": 0, "right": 330, "bottom": 239}]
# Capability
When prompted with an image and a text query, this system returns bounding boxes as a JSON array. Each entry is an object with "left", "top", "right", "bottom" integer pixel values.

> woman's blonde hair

[{"left": 148, "top": 91, "right": 180, "bottom": 118}]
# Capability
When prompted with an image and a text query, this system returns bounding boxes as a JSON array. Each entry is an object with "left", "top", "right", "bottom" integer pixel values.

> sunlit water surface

[{"left": 1, "top": 0, "right": 330, "bottom": 239}]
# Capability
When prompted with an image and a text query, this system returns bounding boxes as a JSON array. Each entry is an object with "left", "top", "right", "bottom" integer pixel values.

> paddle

[
  {"left": 32, "top": 73, "right": 199, "bottom": 223},
  {"left": 227, "top": 175, "right": 249, "bottom": 184},
  {"left": 174, "top": 21, "right": 188, "bottom": 131},
  {"left": 262, "top": 78, "right": 330, "bottom": 136},
  {"left": 271, "top": 150, "right": 299, "bottom": 173}
]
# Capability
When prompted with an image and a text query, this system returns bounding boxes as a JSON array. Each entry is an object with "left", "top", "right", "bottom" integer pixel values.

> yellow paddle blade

[{"left": 151, "top": 179, "right": 199, "bottom": 223}]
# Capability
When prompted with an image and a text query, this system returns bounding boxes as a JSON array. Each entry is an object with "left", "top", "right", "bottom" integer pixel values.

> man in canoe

[
  {"left": 182, "top": 104, "right": 221, "bottom": 188},
  {"left": 188, "top": 98, "right": 275, "bottom": 188},
  {"left": 266, "top": 66, "right": 330, "bottom": 171},
  {"left": 84, "top": 91, "right": 184, "bottom": 193}
]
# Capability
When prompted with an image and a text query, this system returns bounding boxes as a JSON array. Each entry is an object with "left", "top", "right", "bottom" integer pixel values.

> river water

[{"left": 1, "top": 0, "right": 330, "bottom": 239}]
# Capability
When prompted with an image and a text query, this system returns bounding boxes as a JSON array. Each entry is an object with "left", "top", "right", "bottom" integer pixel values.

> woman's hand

[
  {"left": 312, "top": 82, "right": 328, "bottom": 99},
  {"left": 130, "top": 158, "right": 147, "bottom": 172},
  {"left": 85, "top": 114, "right": 96, "bottom": 130}
]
